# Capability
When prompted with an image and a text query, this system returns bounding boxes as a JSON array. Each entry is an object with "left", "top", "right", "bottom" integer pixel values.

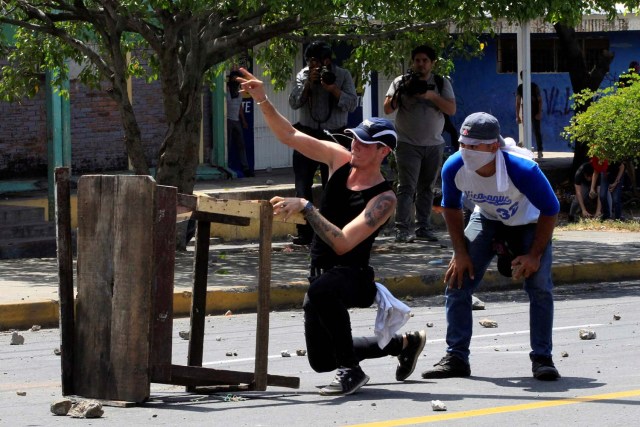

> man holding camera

[
  {"left": 384, "top": 44, "right": 456, "bottom": 243},
  {"left": 289, "top": 41, "right": 358, "bottom": 245}
]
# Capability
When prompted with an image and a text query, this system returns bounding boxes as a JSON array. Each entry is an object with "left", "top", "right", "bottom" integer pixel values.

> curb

[{"left": 2, "top": 260, "right": 640, "bottom": 331}]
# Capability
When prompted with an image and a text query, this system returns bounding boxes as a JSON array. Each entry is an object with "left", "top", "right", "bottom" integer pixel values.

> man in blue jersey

[{"left": 422, "top": 112, "right": 561, "bottom": 381}]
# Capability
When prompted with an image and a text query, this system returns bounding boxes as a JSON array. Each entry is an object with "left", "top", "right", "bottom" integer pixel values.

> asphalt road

[{"left": 2, "top": 280, "right": 640, "bottom": 426}]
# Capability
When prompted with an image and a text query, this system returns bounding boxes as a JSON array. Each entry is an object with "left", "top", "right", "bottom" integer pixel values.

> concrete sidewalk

[
  {"left": 2, "top": 151, "right": 639, "bottom": 330},
  {"left": 2, "top": 228, "right": 640, "bottom": 330}
]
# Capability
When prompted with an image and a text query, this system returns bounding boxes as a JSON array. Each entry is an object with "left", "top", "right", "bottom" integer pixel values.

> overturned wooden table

[{"left": 55, "top": 171, "right": 302, "bottom": 404}]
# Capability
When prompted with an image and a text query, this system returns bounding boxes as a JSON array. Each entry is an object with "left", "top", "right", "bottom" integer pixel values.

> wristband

[
  {"left": 302, "top": 200, "right": 314, "bottom": 215},
  {"left": 255, "top": 96, "right": 269, "bottom": 105}
]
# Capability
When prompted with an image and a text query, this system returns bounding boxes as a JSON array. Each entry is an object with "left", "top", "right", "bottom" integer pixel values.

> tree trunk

[
  {"left": 154, "top": 88, "right": 202, "bottom": 194},
  {"left": 554, "top": 23, "right": 615, "bottom": 174},
  {"left": 108, "top": 81, "right": 150, "bottom": 176}
]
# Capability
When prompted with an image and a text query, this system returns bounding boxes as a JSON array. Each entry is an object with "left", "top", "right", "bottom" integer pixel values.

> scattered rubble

[
  {"left": 31, "top": 325, "right": 41, "bottom": 332},
  {"left": 426, "top": 322, "right": 434, "bottom": 328},
  {"left": 68, "top": 400, "right": 104, "bottom": 418},
  {"left": 50, "top": 399, "right": 73, "bottom": 416},
  {"left": 296, "top": 349, "right": 307, "bottom": 356},
  {"left": 479, "top": 318, "right": 498, "bottom": 328},
  {"left": 10, "top": 331, "right": 24, "bottom": 345},
  {"left": 280, "top": 350, "right": 291, "bottom": 357},
  {"left": 225, "top": 350, "right": 238, "bottom": 356},
  {"left": 16, "top": 391, "right": 26, "bottom": 396},
  {"left": 613, "top": 313, "right": 621, "bottom": 321},
  {"left": 579, "top": 329, "right": 597, "bottom": 340},
  {"left": 225, "top": 310, "right": 233, "bottom": 316},
  {"left": 472, "top": 296, "right": 486, "bottom": 310},
  {"left": 178, "top": 331, "right": 190, "bottom": 340},
  {"left": 431, "top": 400, "right": 447, "bottom": 411},
  {"left": 53, "top": 347, "right": 61, "bottom": 356},
  {"left": 561, "top": 351, "right": 569, "bottom": 357}
]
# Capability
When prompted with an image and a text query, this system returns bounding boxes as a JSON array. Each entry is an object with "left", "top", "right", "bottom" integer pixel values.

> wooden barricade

[{"left": 55, "top": 170, "right": 301, "bottom": 404}]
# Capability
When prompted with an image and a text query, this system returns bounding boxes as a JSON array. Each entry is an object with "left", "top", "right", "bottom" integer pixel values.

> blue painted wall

[{"left": 447, "top": 31, "right": 640, "bottom": 152}]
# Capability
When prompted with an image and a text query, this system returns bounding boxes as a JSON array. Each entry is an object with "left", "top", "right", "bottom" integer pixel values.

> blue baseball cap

[{"left": 345, "top": 118, "right": 397, "bottom": 150}]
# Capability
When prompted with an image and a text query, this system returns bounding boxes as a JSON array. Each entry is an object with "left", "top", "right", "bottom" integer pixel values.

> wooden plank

[
  {"left": 254, "top": 201, "right": 273, "bottom": 391},
  {"left": 186, "top": 219, "right": 210, "bottom": 392},
  {"left": 74, "top": 175, "right": 155, "bottom": 403},
  {"left": 196, "top": 195, "right": 306, "bottom": 225},
  {"left": 167, "top": 365, "right": 300, "bottom": 389},
  {"left": 150, "top": 185, "right": 177, "bottom": 383},
  {"left": 74, "top": 175, "right": 116, "bottom": 400},
  {"left": 191, "top": 211, "right": 251, "bottom": 226},
  {"left": 54, "top": 167, "right": 74, "bottom": 396}
]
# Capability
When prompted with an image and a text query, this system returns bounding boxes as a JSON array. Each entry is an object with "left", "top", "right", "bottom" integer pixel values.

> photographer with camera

[
  {"left": 288, "top": 41, "right": 358, "bottom": 245},
  {"left": 384, "top": 44, "right": 456, "bottom": 243}
]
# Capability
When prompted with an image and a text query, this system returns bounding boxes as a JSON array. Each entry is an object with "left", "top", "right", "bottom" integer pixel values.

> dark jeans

[
  {"left": 599, "top": 172, "right": 623, "bottom": 220},
  {"left": 292, "top": 123, "right": 344, "bottom": 239},
  {"left": 303, "top": 266, "right": 403, "bottom": 372},
  {"left": 533, "top": 119, "right": 543, "bottom": 153}
]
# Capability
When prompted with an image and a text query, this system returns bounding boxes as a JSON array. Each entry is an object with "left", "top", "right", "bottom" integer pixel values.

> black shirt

[{"left": 310, "top": 163, "right": 392, "bottom": 269}]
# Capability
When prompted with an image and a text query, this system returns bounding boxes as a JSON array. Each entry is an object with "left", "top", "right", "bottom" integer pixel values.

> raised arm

[{"left": 237, "top": 68, "right": 350, "bottom": 172}]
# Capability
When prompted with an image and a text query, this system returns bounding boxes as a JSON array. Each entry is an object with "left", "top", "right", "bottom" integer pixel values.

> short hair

[
  {"left": 411, "top": 45, "right": 436, "bottom": 61},
  {"left": 304, "top": 41, "right": 333, "bottom": 61}
]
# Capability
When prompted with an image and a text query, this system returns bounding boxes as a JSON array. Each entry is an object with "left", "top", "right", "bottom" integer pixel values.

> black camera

[
  {"left": 400, "top": 70, "right": 434, "bottom": 95},
  {"left": 320, "top": 66, "right": 336, "bottom": 85}
]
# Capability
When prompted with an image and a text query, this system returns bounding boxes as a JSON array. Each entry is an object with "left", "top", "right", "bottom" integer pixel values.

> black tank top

[{"left": 310, "top": 163, "right": 392, "bottom": 269}]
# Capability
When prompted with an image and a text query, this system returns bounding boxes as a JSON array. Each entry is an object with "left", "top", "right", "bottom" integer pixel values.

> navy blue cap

[{"left": 345, "top": 118, "right": 397, "bottom": 150}]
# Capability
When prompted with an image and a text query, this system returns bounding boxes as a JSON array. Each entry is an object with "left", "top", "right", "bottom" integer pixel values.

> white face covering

[{"left": 460, "top": 147, "right": 496, "bottom": 172}]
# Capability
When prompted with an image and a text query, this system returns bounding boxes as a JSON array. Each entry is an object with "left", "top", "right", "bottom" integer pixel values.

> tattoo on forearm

[
  {"left": 305, "top": 209, "right": 341, "bottom": 251},
  {"left": 365, "top": 193, "right": 395, "bottom": 227}
]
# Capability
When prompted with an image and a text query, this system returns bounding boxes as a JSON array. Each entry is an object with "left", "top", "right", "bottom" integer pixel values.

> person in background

[
  {"left": 568, "top": 161, "right": 601, "bottom": 222},
  {"left": 226, "top": 70, "right": 253, "bottom": 177},
  {"left": 384, "top": 44, "right": 456, "bottom": 243},
  {"left": 516, "top": 71, "right": 544, "bottom": 159},
  {"left": 422, "top": 112, "right": 561, "bottom": 382},
  {"left": 288, "top": 41, "right": 358, "bottom": 245},
  {"left": 619, "top": 61, "right": 639, "bottom": 88},
  {"left": 591, "top": 158, "right": 626, "bottom": 221},
  {"left": 237, "top": 68, "right": 426, "bottom": 396}
]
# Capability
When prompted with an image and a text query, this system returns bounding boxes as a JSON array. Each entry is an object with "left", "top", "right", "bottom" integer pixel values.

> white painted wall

[{"left": 251, "top": 57, "right": 299, "bottom": 170}]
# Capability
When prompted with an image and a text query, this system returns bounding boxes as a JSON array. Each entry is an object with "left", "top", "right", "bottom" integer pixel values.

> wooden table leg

[
  {"left": 187, "top": 220, "right": 210, "bottom": 392},
  {"left": 254, "top": 201, "right": 273, "bottom": 391},
  {"left": 54, "top": 167, "right": 74, "bottom": 396}
]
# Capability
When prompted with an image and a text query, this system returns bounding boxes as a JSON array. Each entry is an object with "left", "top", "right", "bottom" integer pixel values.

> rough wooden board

[
  {"left": 74, "top": 175, "right": 155, "bottom": 403},
  {"left": 196, "top": 195, "right": 306, "bottom": 225}
]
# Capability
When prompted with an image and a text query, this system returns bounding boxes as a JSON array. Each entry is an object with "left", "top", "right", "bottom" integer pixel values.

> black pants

[
  {"left": 303, "top": 266, "right": 403, "bottom": 372},
  {"left": 292, "top": 123, "right": 345, "bottom": 239},
  {"left": 533, "top": 119, "right": 543, "bottom": 153}
]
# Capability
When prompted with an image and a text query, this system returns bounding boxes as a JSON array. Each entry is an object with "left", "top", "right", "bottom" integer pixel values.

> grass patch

[{"left": 557, "top": 217, "right": 640, "bottom": 232}]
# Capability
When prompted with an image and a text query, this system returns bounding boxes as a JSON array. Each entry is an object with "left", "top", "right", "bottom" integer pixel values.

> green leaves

[{"left": 563, "top": 75, "right": 640, "bottom": 163}]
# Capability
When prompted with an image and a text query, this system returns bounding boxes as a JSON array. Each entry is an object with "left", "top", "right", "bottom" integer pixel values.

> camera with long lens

[
  {"left": 320, "top": 66, "right": 336, "bottom": 85},
  {"left": 400, "top": 70, "right": 434, "bottom": 95}
]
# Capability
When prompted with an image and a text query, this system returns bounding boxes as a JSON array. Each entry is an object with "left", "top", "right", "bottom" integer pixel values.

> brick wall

[
  {"left": 0, "top": 68, "right": 213, "bottom": 178},
  {"left": 0, "top": 75, "right": 48, "bottom": 179}
]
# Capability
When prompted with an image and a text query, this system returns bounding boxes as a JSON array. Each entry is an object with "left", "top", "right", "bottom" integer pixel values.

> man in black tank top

[{"left": 237, "top": 68, "right": 427, "bottom": 396}]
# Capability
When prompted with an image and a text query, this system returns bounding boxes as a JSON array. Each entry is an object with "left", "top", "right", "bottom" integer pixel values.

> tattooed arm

[{"left": 271, "top": 191, "right": 396, "bottom": 255}]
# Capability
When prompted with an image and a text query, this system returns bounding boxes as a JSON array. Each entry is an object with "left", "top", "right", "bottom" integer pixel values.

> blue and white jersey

[{"left": 441, "top": 151, "right": 560, "bottom": 225}]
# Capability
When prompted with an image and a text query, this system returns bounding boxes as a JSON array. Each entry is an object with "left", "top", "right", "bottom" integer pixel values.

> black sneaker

[
  {"left": 396, "top": 330, "right": 427, "bottom": 381},
  {"left": 421, "top": 354, "right": 471, "bottom": 379},
  {"left": 531, "top": 355, "right": 560, "bottom": 381},
  {"left": 319, "top": 366, "right": 370, "bottom": 396},
  {"left": 395, "top": 230, "right": 415, "bottom": 243},
  {"left": 415, "top": 228, "right": 438, "bottom": 242}
]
